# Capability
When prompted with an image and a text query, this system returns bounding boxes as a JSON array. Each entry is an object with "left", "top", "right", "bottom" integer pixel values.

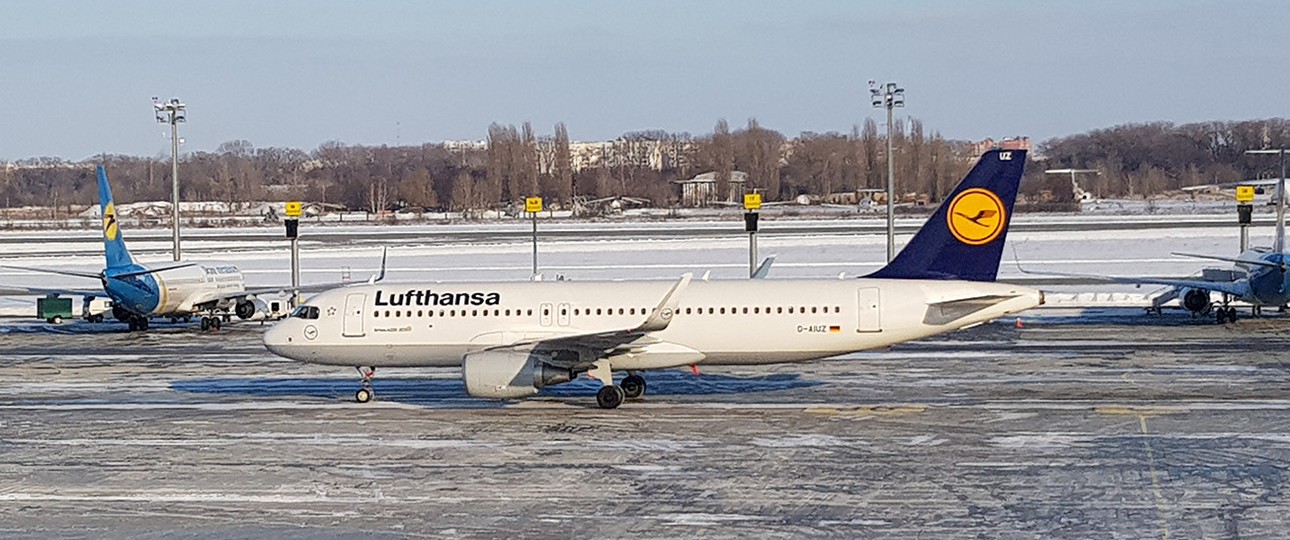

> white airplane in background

[
  {"left": 265, "top": 149, "right": 1041, "bottom": 408},
  {"left": 0, "top": 166, "right": 383, "bottom": 331}
]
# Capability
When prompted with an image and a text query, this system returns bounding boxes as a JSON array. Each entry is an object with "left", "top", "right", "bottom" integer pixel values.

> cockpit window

[{"left": 291, "top": 306, "right": 320, "bottom": 320}]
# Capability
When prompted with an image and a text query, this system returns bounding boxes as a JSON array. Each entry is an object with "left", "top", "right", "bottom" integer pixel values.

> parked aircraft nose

[{"left": 263, "top": 321, "right": 297, "bottom": 359}]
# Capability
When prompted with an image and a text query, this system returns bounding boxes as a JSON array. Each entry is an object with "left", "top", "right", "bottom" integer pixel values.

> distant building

[
  {"left": 972, "top": 136, "right": 1031, "bottom": 155},
  {"left": 672, "top": 171, "right": 748, "bottom": 207}
]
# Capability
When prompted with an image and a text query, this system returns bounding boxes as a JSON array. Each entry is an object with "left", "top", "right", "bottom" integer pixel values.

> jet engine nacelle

[
  {"left": 463, "top": 351, "right": 574, "bottom": 399},
  {"left": 235, "top": 298, "right": 269, "bottom": 320},
  {"left": 1181, "top": 288, "right": 1213, "bottom": 314}
]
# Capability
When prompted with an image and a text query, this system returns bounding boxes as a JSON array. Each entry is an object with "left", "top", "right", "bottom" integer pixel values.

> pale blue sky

[{"left": 2, "top": 0, "right": 1286, "bottom": 160}]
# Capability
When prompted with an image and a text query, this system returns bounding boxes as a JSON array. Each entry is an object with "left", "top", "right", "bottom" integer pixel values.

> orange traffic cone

[{"left": 1015, "top": 317, "right": 1024, "bottom": 329}]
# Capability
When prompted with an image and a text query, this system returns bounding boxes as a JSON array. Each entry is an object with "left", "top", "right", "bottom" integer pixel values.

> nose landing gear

[{"left": 355, "top": 366, "right": 376, "bottom": 403}]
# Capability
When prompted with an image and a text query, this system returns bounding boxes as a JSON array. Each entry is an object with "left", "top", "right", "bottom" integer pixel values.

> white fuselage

[
  {"left": 264, "top": 278, "right": 1042, "bottom": 370},
  {"left": 113, "top": 261, "right": 247, "bottom": 317}
]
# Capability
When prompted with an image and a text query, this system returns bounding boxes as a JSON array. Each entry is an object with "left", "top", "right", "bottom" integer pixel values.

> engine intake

[
  {"left": 1182, "top": 288, "right": 1212, "bottom": 314},
  {"left": 235, "top": 298, "right": 268, "bottom": 320},
  {"left": 463, "top": 351, "right": 574, "bottom": 399}
]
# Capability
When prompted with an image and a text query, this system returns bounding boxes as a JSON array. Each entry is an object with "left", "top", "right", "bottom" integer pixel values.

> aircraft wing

[
  {"left": 0, "top": 284, "right": 103, "bottom": 297},
  {"left": 487, "top": 273, "right": 693, "bottom": 366},
  {"left": 1016, "top": 265, "right": 1251, "bottom": 298},
  {"left": 213, "top": 247, "right": 391, "bottom": 304}
]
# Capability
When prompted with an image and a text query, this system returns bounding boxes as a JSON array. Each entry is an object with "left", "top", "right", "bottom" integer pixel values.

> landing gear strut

[
  {"left": 355, "top": 366, "right": 376, "bottom": 403},
  {"left": 127, "top": 316, "right": 149, "bottom": 332},
  {"left": 199, "top": 316, "right": 222, "bottom": 331}
]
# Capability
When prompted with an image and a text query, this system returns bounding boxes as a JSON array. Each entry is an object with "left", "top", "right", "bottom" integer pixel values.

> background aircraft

[
  {"left": 1023, "top": 177, "right": 1290, "bottom": 323},
  {"left": 0, "top": 166, "right": 382, "bottom": 331},
  {"left": 264, "top": 149, "right": 1040, "bottom": 408}
]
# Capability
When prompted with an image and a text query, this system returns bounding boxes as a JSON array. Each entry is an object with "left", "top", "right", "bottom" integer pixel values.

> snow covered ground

[{"left": 0, "top": 212, "right": 1264, "bottom": 317}]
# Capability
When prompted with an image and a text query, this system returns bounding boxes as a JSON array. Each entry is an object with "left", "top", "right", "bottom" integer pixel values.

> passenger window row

[{"left": 371, "top": 305, "right": 843, "bottom": 319}]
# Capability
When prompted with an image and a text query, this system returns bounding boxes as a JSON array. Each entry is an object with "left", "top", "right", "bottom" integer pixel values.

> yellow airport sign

[
  {"left": 1236, "top": 186, "right": 1255, "bottom": 203},
  {"left": 285, "top": 201, "right": 302, "bottom": 218},
  {"left": 525, "top": 197, "right": 543, "bottom": 213},
  {"left": 743, "top": 193, "right": 762, "bottom": 211}
]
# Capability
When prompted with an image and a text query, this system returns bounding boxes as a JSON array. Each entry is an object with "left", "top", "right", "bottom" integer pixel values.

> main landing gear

[
  {"left": 1216, "top": 306, "right": 1239, "bottom": 324},
  {"left": 126, "top": 316, "right": 150, "bottom": 332},
  {"left": 592, "top": 370, "right": 648, "bottom": 410},
  {"left": 199, "top": 316, "right": 223, "bottom": 332},
  {"left": 354, "top": 366, "right": 376, "bottom": 403}
]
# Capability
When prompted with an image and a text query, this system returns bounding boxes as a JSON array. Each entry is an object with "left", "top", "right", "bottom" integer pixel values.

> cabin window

[
  {"left": 527, "top": 309, "right": 533, "bottom": 316},
  {"left": 471, "top": 310, "right": 478, "bottom": 317},
  {"left": 777, "top": 307, "right": 783, "bottom": 314},
  {"left": 835, "top": 306, "right": 841, "bottom": 313},
  {"left": 788, "top": 307, "right": 794, "bottom": 314},
  {"left": 574, "top": 309, "right": 580, "bottom": 316},
  {"left": 629, "top": 308, "right": 636, "bottom": 315},
  {"left": 811, "top": 307, "right": 817, "bottom": 314},
  {"left": 800, "top": 306, "right": 806, "bottom": 314},
  {"left": 742, "top": 307, "right": 749, "bottom": 314}
]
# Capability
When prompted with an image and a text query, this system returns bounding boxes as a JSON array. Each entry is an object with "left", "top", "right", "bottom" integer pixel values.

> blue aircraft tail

[
  {"left": 867, "top": 149, "right": 1026, "bottom": 282},
  {"left": 98, "top": 166, "right": 135, "bottom": 268}
]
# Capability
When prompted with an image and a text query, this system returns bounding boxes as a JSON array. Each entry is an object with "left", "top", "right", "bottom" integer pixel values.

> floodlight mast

[
  {"left": 1246, "top": 148, "right": 1288, "bottom": 252},
  {"left": 154, "top": 97, "right": 186, "bottom": 261},
  {"left": 870, "top": 81, "right": 905, "bottom": 262}
]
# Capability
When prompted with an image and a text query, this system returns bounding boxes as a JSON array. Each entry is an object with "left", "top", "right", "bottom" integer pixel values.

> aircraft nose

[{"left": 263, "top": 321, "right": 297, "bottom": 358}]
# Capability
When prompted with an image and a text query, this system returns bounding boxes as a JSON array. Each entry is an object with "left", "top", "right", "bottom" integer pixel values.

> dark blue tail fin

[
  {"left": 98, "top": 166, "right": 135, "bottom": 269},
  {"left": 867, "top": 149, "right": 1026, "bottom": 282}
]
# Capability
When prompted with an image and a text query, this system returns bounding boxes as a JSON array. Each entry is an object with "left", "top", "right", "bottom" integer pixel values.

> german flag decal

[{"left": 829, "top": 325, "right": 841, "bottom": 333}]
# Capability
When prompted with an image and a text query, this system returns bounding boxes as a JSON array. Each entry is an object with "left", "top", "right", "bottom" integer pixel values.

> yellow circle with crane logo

[
  {"left": 947, "top": 188, "right": 1006, "bottom": 246},
  {"left": 103, "top": 203, "right": 119, "bottom": 241}
]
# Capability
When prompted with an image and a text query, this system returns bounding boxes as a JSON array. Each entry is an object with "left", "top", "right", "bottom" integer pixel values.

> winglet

[
  {"left": 366, "top": 247, "right": 388, "bottom": 285},
  {"left": 637, "top": 273, "right": 692, "bottom": 332},
  {"left": 752, "top": 255, "right": 776, "bottom": 279}
]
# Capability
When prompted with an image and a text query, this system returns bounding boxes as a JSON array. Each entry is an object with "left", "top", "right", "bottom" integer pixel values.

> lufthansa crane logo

[
  {"left": 947, "top": 188, "right": 1006, "bottom": 246},
  {"left": 103, "top": 203, "right": 119, "bottom": 241}
]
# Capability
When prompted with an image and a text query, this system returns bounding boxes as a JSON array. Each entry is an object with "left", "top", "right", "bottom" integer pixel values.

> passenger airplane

[
  {"left": 0, "top": 166, "right": 381, "bottom": 331},
  {"left": 1023, "top": 176, "right": 1290, "bottom": 323},
  {"left": 265, "top": 149, "right": 1041, "bottom": 408}
]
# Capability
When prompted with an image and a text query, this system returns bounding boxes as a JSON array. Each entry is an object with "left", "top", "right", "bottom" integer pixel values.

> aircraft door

[
  {"left": 540, "top": 303, "right": 553, "bottom": 327},
  {"left": 857, "top": 288, "right": 881, "bottom": 332},
  {"left": 557, "top": 303, "right": 570, "bottom": 326},
  {"left": 343, "top": 293, "right": 366, "bottom": 337}
]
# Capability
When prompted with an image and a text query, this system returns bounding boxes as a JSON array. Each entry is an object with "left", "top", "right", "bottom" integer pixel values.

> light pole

[
  {"left": 1246, "top": 148, "right": 1289, "bottom": 252},
  {"left": 870, "top": 81, "right": 904, "bottom": 262},
  {"left": 154, "top": 97, "right": 186, "bottom": 262}
]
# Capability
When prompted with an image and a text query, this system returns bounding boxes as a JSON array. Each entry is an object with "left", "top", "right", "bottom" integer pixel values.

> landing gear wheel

[
  {"left": 354, "top": 366, "right": 376, "bottom": 403},
  {"left": 1227, "top": 307, "right": 1238, "bottom": 322},
  {"left": 596, "top": 385, "right": 626, "bottom": 409},
  {"left": 621, "top": 375, "right": 646, "bottom": 399},
  {"left": 211, "top": 317, "right": 222, "bottom": 331},
  {"left": 1217, "top": 309, "right": 1229, "bottom": 324},
  {"left": 200, "top": 317, "right": 211, "bottom": 331}
]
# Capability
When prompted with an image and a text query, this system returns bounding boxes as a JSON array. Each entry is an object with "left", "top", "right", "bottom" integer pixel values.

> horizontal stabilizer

[
  {"left": 923, "top": 294, "right": 1021, "bottom": 326},
  {"left": 0, "top": 264, "right": 101, "bottom": 280},
  {"left": 1172, "top": 252, "right": 1284, "bottom": 270},
  {"left": 109, "top": 262, "right": 197, "bottom": 280}
]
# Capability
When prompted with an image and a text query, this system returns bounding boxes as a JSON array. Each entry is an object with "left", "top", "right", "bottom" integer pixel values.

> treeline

[
  {"left": 1036, "top": 119, "right": 1290, "bottom": 199},
  {"left": 0, "top": 118, "right": 976, "bottom": 212},
  {"left": 4, "top": 117, "right": 1286, "bottom": 212}
]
